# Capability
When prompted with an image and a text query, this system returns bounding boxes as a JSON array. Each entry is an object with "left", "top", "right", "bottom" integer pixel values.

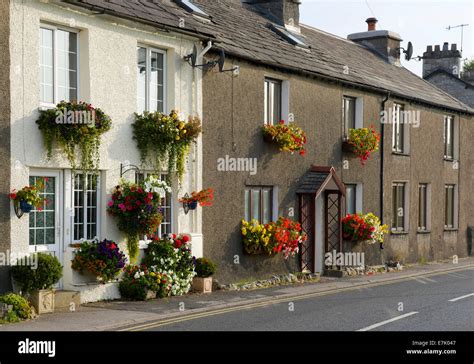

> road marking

[
  {"left": 449, "top": 293, "right": 474, "bottom": 302},
  {"left": 357, "top": 312, "right": 418, "bottom": 332},
  {"left": 117, "top": 265, "right": 474, "bottom": 331},
  {"left": 411, "top": 277, "right": 428, "bottom": 284},
  {"left": 422, "top": 277, "right": 437, "bottom": 283}
]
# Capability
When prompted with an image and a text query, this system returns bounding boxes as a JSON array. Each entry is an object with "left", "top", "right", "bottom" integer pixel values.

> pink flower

[
  {"left": 118, "top": 203, "right": 126, "bottom": 211},
  {"left": 108, "top": 201, "right": 114, "bottom": 207}
]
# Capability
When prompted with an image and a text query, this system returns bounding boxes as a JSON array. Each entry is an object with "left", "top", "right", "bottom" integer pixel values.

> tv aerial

[{"left": 399, "top": 41, "right": 414, "bottom": 61}]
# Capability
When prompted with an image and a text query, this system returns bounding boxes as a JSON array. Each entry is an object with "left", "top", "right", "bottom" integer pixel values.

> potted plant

[
  {"left": 192, "top": 258, "right": 217, "bottom": 294},
  {"left": 342, "top": 212, "right": 388, "bottom": 249},
  {"left": 262, "top": 120, "right": 307, "bottom": 156},
  {"left": 119, "top": 265, "right": 162, "bottom": 300},
  {"left": 179, "top": 188, "right": 214, "bottom": 212},
  {"left": 345, "top": 126, "right": 380, "bottom": 165},
  {"left": 71, "top": 239, "right": 127, "bottom": 283},
  {"left": 132, "top": 110, "right": 202, "bottom": 183},
  {"left": 11, "top": 253, "right": 63, "bottom": 314},
  {"left": 9, "top": 178, "right": 48, "bottom": 216},
  {"left": 107, "top": 177, "right": 169, "bottom": 261}
]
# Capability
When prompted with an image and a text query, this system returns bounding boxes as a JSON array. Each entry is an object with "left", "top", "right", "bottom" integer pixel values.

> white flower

[
  {"left": 134, "top": 272, "right": 140, "bottom": 279},
  {"left": 140, "top": 271, "right": 145, "bottom": 276}
]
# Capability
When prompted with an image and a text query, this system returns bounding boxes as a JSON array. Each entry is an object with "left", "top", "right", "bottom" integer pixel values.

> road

[{"left": 129, "top": 268, "right": 474, "bottom": 331}]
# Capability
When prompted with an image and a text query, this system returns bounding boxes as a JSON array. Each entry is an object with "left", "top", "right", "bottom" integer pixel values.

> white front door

[{"left": 28, "top": 171, "right": 63, "bottom": 284}]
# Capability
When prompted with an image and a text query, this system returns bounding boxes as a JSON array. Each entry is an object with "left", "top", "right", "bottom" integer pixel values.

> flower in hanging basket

[
  {"left": 347, "top": 126, "right": 380, "bottom": 165},
  {"left": 10, "top": 178, "right": 48, "bottom": 213},
  {"left": 35, "top": 101, "right": 112, "bottom": 173},
  {"left": 132, "top": 110, "right": 202, "bottom": 183},
  {"left": 107, "top": 178, "right": 168, "bottom": 261},
  {"left": 262, "top": 120, "right": 307, "bottom": 155},
  {"left": 179, "top": 188, "right": 214, "bottom": 208}
]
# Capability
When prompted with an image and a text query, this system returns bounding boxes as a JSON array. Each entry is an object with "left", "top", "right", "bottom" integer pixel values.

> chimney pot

[
  {"left": 366, "top": 17, "right": 378, "bottom": 31},
  {"left": 443, "top": 42, "right": 449, "bottom": 51},
  {"left": 435, "top": 45, "right": 441, "bottom": 52},
  {"left": 451, "top": 44, "right": 457, "bottom": 51},
  {"left": 427, "top": 45, "right": 433, "bottom": 52}
]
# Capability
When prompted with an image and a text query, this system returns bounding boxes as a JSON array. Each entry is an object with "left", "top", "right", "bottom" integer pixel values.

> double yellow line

[{"left": 118, "top": 265, "right": 474, "bottom": 331}]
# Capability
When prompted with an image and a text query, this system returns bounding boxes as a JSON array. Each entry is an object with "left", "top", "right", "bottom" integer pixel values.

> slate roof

[
  {"left": 193, "top": 0, "right": 474, "bottom": 114},
  {"left": 64, "top": 0, "right": 474, "bottom": 114},
  {"left": 62, "top": 0, "right": 215, "bottom": 39},
  {"left": 425, "top": 69, "right": 474, "bottom": 89}
]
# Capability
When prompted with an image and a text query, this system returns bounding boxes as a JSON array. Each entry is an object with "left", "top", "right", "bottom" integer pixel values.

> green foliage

[
  {"left": 194, "top": 258, "right": 217, "bottom": 278},
  {"left": 0, "top": 293, "right": 32, "bottom": 320},
  {"left": 132, "top": 111, "right": 201, "bottom": 183},
  {"left": 35, "top": 101, "right": 112, "bottom": 173},
  {"left": 11, "top": 253, "right": 63, "bottom": 293},
  {"left": 464, "top": 59, "right": 474, "bottom": 72},
  {"left": 119, "top": 265, "right": 171, "bottom": 300}
]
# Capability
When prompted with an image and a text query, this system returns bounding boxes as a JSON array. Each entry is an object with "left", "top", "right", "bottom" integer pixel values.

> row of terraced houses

[{"left": 0, "top": 0, "right": 473, "bottom": 301}]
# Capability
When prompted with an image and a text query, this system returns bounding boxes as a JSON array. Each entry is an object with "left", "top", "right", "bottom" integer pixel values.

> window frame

[
  {"left": 342, "top": 96, "right": 357, "bottom": 140},
  {"left": 39, "top": 23, "right": 80, "bottom": 108},
  {"left": 244, "top": 186, "right": 274, "bottom": 224},
  {"left": 392, "top": 103, "right": 405, "bottom": 153},
  {"left": 264, "top": 78, "right": 282, "bottom": 125},
  {"left": 444, "top": 184, "right": 457, "bottom": 229},
  {"left": 443, "top": 115, "right": 455, "bottom": 160},
  {"left": 417, "top": 183, "right": 430, "bottom": 232},
  {"left": 137, "top": 45, "right": 167, "bottom": 114},
  {"left": 72, "top": 173, "right": 100, "bottom": 242},
  {"left": 392, "top": 182, "right": 407, "bottom": 232}
]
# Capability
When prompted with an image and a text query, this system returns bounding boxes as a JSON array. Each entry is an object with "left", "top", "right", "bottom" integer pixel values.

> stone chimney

[
  {"left": 422, "top": 43, "right": 462, "bottom": 78},
  {"left": 242, "top": 0, "right": 302, "bottom": 32},
  {"left": 347, "top": 17, "right": 403, "bottom": 66}
]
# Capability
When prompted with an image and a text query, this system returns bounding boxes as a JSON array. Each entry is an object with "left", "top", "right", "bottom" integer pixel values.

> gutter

[{"left": 380, "top": 92, "right": 391, "bottom": 224}]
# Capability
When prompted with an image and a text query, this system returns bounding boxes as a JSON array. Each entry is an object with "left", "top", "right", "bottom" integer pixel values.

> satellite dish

[
  {"left": 404, "top": 41, "right": 413, "bottom": 61},
  {"left": 218, "top": 49, "right": 226, "bottom": 72},
  {"left": 184, "top": 44, "right": 198, "bottom": 67},
  {"left": 190, "top": 44, "right": 198, "bottom": 67}
]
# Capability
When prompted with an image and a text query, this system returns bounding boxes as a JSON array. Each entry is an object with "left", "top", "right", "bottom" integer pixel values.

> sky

[{"left": 299, "top": 0, "right": 474, "bottom": 77}]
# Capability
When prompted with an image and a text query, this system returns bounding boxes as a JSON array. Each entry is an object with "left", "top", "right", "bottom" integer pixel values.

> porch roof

[{"left": 296, "top": 166, "right": 345, "bottom": 196}]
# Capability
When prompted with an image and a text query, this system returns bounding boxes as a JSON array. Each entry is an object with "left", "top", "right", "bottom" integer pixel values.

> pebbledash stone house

[
  {"left": 1, "top": 0, "right": 473, "bottom": 298},
  {"left": 0, "top": 0, "right": 216, "bottom": 302},
  {"left": 191, "top": 0, "right": 474, "bottom": 283}
]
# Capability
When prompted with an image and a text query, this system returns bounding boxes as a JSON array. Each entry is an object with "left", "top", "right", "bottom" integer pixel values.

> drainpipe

[{"left": 380, "top": 91, "right": 390, "bottom": 224}]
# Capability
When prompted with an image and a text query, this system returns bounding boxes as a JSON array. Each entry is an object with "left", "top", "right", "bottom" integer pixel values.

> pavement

[{"left": 0, "top": 257, "right": 473, "bottom": 331}]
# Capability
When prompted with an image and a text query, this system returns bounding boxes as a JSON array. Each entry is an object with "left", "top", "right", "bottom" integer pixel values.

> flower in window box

[{"left": 262, "top": 120, "right": 307, "bottom": 155}]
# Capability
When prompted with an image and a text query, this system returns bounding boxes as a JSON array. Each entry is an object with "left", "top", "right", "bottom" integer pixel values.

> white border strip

[
  {"left": 357, "top": 312, "right": 418, "bottom": 332},
  {"left": 449, "top": 293, "right": 474, "bottom": 302}
]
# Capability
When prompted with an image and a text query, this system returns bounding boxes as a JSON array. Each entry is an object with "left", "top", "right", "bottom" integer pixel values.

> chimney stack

[
  {"left": 348, "top": 18, "right": 403, "bottom": 66},
  {"left": 422, "top": 43, "right": 461, "bottom": 78},
  {"left": 242, "top": 0, "right": 302, "bottom": 32}
]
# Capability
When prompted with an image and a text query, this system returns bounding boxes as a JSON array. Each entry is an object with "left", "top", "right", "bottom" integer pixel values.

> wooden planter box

[
  {"left": 30, "top": 289, "right": 55, "bottom": 314},
  {"left": 192, "top": 277, "right": 213, "bottom": 294}
]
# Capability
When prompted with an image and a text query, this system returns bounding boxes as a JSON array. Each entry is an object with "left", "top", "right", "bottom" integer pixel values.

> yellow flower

[
  {"left": 175, "top": 136, "right": 180, "bottom": 141},
  {"left": 241, "top": 228, "right": 247, "bottom": 235},
  {"left": 178, "top": 122, "right": 185, "bottom": 129}
]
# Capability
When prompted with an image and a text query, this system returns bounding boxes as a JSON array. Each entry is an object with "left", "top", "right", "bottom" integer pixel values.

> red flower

[
  {"left": 279, "top": 120, "right": 285, "bottom": 125},
  {"left": 182, "top": 235, "right": 190, "bottom": 243},
  {"left": 299, "top": 150, "right": 306, "bottom": 156},
  {"left": 9, "top": 193, "right": 17, "bottom": 200}
]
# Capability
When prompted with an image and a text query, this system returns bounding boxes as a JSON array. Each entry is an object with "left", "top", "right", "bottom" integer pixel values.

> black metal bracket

[
  {"left": 182, "top": 193, "right": 191, "bottom": 215},
  {"left": 13, "top": 202, "right": 24, "bottom": 219},
  {"left": 120, "top": 163, "right": 142, "bottom": 178}
]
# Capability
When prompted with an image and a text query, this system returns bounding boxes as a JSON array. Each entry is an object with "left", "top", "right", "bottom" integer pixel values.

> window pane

[
  {"left": 262, "top": 189, "right": 271, "bottom": 224},
  {"left": 272, "top": 81, "right": 281, "bottom": 124},
  {"left": 343, "top": 97, "right": 356, "bottom": 137},
  {"left": 137, "top": 47, "right": 147, "bottom": 114},
  {"left": 345, "top": 184, "right": 356, "bottom": 215},
  {"left": 397, "top": 185, "right": 404, "bottom": 229},
  {"left": 244, "top": 189, "right": 250, "bottom": 221},
  {"left": 264, "top": 79, "right": 282, "bottom": 125},
  {"left": 150, "top": 51, "right": 164, "bottom": 112},
  {"left": 29, "top": 176, "right": 56, "bottom": 246},
  {"left": 40, "top": 28, "right": 54, "bottom": 104},
  {"left": 251, "top": 190, "right": 261, "bottom": 221},
  {"left": 418, "top": 185, "right": 426, "bottom": 229},
  {"left": 56, "top": 30, "right": 78, "bottom": 102},
  {"left": 392, "top": 185, "right": 397, "bottom": 229}
]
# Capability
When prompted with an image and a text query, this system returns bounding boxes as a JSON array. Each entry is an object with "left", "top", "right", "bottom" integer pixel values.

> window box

[{"left": 341, "top": 140, "right": 355, "bottom": 153}]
